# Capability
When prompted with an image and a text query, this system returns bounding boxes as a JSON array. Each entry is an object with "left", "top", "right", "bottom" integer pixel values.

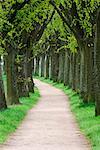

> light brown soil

[{"left": 0, "top": 79, "right": 91, "bottom": 150}]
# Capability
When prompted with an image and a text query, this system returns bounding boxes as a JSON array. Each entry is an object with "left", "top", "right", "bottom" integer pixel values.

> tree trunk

[
  {"left": 27, "top": 50, "right": 34, "bottom": 93},
  {"left": 58, "top": 50, "right": 65, "bottom": 83},
  {"left": 6, "top": 48, "right": 19, "bottom": 105},
  {"left": 51, "top": 51, "right": 59, "bottom": 82},
  {"left": 72, "top": 53, "right": 77, "bottom": 90},
  {"left": 85, "top": 45, "right": 94, "bottom": 102},
  {"left": 41, "top": 54, "right": 45, "bottom": 77},
  {"left": 75, "top": 51, "right": 80, "bottom": 93},
  {"left": 49, "top": 56, "right": 52, "bottom": 79},
  {"left": 17, "top": 51, "right": 29, "bottom": 97},
  {"left": 69, "top": 52, "right": 73, "bottom": 88},
  {"left": 0, "top": 56, "right": 7, "bottom": 109},
  {"left": 79, "top": 44, "right": 89, "bottom": 103},
  {"left": 34, "top": 56, "right": 40, "bottom": 76},
  {"left": 64, "top": 50, "right": 70, "bottom": 86},
  {"left": 45, "top": 54, "right": 49, "bottom": 79},
  {"left": 39, "top": 56, "right": 42, "bottom": 77},
  {"left": 94, "top": 8, "right": 100, "bottom": 116},
  {"left": 79, "top": 40, "right": 94, "bottom": 103}
]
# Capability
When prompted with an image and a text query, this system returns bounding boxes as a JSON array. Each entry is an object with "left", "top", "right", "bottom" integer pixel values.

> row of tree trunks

[
  {"left": 34, "top": 45, "right": 95, "bottom": 104},
  {"left": 34, "top": 11, "right": 100, "bottom": 116},
  {"left": 5, "top": 44, "right": 34, "bottom": 106}
]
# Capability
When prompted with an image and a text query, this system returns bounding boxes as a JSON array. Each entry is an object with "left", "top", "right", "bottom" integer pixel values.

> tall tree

[{"left": 94, "top": 8, "right": 100, "bottom": 116}]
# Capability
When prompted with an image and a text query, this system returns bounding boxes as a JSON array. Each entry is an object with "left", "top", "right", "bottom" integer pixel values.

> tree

[
  {"left": 94, "top": 8, "right": 100, "bottom": 116},
  {"left": 0, "top": 0, "right": 54, "bottom": 104},
  {"left": 50, "top": 0, "right": 99, "bottom": 103}
]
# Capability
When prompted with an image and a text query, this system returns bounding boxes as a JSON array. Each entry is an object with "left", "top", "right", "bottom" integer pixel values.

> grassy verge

[
  {"left": 35, "top": 76, "right": 100, "bottom": 150},
  {"left": 0, "top": 88, "right": 40, "bottom": 144}
]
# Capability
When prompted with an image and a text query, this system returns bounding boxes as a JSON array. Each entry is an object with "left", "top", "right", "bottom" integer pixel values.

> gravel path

[{"left": 0, "top": 79, "right": 91, "bottom": 150}]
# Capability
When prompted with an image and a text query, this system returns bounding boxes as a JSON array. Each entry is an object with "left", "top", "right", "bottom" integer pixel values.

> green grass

[
  {"left": 35, "top": 76, "right": 100, "bottom": 150},
  {"left": 0, "top": 88, "right": 40, "bottom": 144}
]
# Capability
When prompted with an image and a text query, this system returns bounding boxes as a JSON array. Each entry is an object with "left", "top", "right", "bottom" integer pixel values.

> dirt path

[{"left": 0, "top": 79, "right": 90, "bottom": 150}]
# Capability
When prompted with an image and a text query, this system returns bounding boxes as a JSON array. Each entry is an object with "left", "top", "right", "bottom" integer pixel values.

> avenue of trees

[{"left": 0, "top": 0, "right": 100, "bottom": 116}]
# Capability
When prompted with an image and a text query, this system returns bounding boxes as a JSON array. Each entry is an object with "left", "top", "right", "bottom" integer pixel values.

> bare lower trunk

[
  {"left": 17, "top": 51, "right": 29, "bottom": 97},
  {"left": 85, "top": 45, "right": 94, "bottom": 102},
  {"left": 41, "top": 54, "right": 45, "bottom": 77},
  {"left": 69, "top": 52, "right": 73, "bottom": 88},
  {"left": 51, "top": 51, "right": 59, "bottom": 82},
  {"left": 79, "top": 41, "right": 94, "bottom": 103},
  {"left": 27, "top": 50, "right": 34, "bottom": 93},
  {"left": 72, "top": 53, "right": 76, "bottom": 90},
  {"left": 0, "top": 56, "right": 7, "bottom": 109},
  {"left": 75, "top": 51, "right": 80, "bottom": 93},
  {"left": 58, "top": 50, "right": 65, "bottom": 83},
  {"left": 49, "top": 56, "right": 52, "bottom": 79},
  {"left": 45, "top": 54, "right": 49, "bottom": 79},
  {"left": 94, "top": 8, "right": 100, "bottom": 116},
  {"left": 6, "top": 48, "right": 19, "bottom": 105},
  {"left": 34, "top": 56, "right": 40, "bottom": 76},
  {"left": 64, "top": 50, "right": 70, "bottom": 86}
]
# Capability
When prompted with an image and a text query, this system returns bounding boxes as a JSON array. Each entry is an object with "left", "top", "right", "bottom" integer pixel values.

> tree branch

[
  {"left": 49, "top": 0, "right": 81, "bottom": 40},
  {"left": 32, "top": 10, "right": 55, "bottom": 44}
]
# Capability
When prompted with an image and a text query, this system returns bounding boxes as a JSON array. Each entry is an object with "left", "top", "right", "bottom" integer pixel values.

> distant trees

[{"left": 33, "top": 0, "right": 100, "bottom": 116}]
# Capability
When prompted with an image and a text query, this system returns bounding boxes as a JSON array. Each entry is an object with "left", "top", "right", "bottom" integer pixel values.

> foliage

[{"left": 67, "top": 34, "right": 78, "bottom": 53}]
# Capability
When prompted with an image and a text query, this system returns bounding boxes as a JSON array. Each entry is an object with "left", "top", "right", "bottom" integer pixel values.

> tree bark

[
  {"left": 34, "top": 56, "right": 40, "bottom": 76},
  {"left": 85, "top": 45, "right": 94, "bottom": 102},
  {"left": 94, "top": 8, "right": 100, "bottom": 116},
  {"left": 6, "top": 48, "right": 19, "bottom": 105},
  {"left": 41, "top": 54, "right": 45, "bottom": 77},
  {"left": 69, "top": 52, "right": 73, "bottom": 88},
  {"left": 51, "top": 51, "right": 59, "bottom": 82},
  {"left": 58, "top": 50, "right": 65, "bottom": 83},
  {"left": 49, "top": 56, "right": 52, "bottom": 80},
  {"left": 75, "top": 51, "right": 80, "bottom": 93},
  {"left": 0, "top": 56, "right": 7, "bottom": 109},
  {"left": 45, "top": 54, "right": 49, "bottom": 79},
  {"left": 17, "top": 50, "right": 29, "bottom": 97},
  {"left": 79, "top": 43, "right": 89, "bottom": 103},
  {"left": 27, "top": 50, "right": 34, "bottom": 93},
  {"left": 72, "top": 53, "right": 77, "bottom": 90},
  {"left": 39, "top": 56, "right": 42, "bottom": 77},
  {"left": 64, "top": 50, "right": 70, "bottom": 86}
]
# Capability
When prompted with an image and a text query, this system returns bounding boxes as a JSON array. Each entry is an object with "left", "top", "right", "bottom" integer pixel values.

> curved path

[{"left": 1, "top": 79, "right": 90, "bottom": 150}]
